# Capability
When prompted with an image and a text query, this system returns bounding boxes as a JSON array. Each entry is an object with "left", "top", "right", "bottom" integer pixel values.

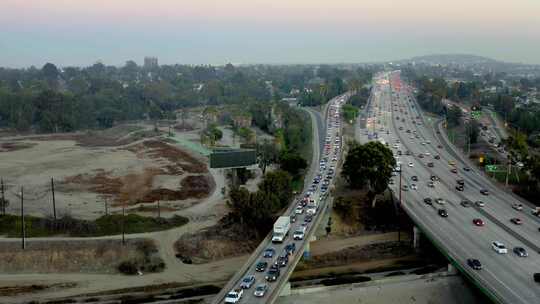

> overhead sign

[
  {"left": 210, "top": 149, "right": 257, "bottom": 169},
  {"left": 485, "top": 165, "right": 498, "bottom": 172},
  {"left": 471, "top": 111, "right": 482, "bottom": 119}
]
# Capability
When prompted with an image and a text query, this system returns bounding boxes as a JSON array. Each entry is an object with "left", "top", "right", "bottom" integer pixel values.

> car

[
  {"left": 434, "top": 155, "right": 441, "bottom": 160},
  {"left": 285, "top": 243, "right": 296, "bottom": 255},
  {"left": 460, "top": 200, "right": 471, "bottom": 207},
  {"left": 467, "top": 259, "right": 482, "bottom": 270},
  {"left": 534, "top": 273, "right": 540, "bottom": 282},
  {"left": 410, "top": 184, "right": 418, "bottom": 190},
  {"left": 263, "top": 248, "right": 275, "bottom": 258},
  {"left": 425, "top": 152, "right": 431, "bottom": 156},
  {"left": 265, "top": 268, "right": 280, "bottom": 281},
  {"left": 473, "top": 218, "right": 485, "bottom": 226},
  {"left": 475, "top": 201, "right": 485, "bottom": 207},
  {"left": 435, "top": 198, "right": 445, "bottom": 205},
  {"left": 449, "top": 160, "right": 456, "bottom": 166},
  {"left": 411, "top": 176, "right": 418, "bottom": 181},
  {"left": 451, "top": 168, "right": 458, "bottom": 174},
  {"left": 424, "top": 198, "right": 433, "bottom": 205},
  {"left": 510, "top": 218, "right": 523, "bottom": 225},
  {"left": 456, "top": 179, "right": 465, "bottom": 185},
  {"left": 402, "top": 185, "right": 409, "bottom": 191},
  {"left": 418, "top": 154, "right": 424, "bottom": 158},
  {"left": 290, "top": 214, "right": 297, "bottom": 223},
  {"left": 427, "top": 181, "right": 435, "bottom": 188},
  {"left": 276, "top": 254, "right": 288, "bottom": 267},
  {"left": 408, "top": 162, "right": 414, "bottom": 167},
  {"left": 456, "top": 185, "right": 464, "bottom": 191},
  {"left": 492, "top": 241, "right": 508, "bottom": 254},
  {"left": 304, "top": 214, "right": 313, "bottom": 222},
  {"left": 513, "top": 247, "right": 528, "bottom": 257},
  {"left": 253, "top": 284, "right": 268, "bottom": 297},
  {"left": 295, "top": 205, "right": 304, "bottom": 214},
  {"left": 225, "top": 289, "right": 243, "bottom": 303},
  {"left": 240, "top": 275, "right": 255, "bottom": 289},
  {"left": 438, "top": 209, "right": 448, "bottom": 217},
  {"left": 255, "top": 261, "right": 268, "bottom": 272},
  {"left": 463, "top": 166, "right": 471, "bottom": 171},
  {"left": 512, "top": 203, "right": 523, "bottom": 211},
  {"left": 480, "top": 189, "right": 489, "bottom": 195},
  {"left": 293, "top": 226, "right": 306, "bottom": 240},
  {"left": 438, "top": 145, "right": 443, "bottom": 149},
  {"left": 430, "top": 175, "right": 439, "bottom": 181},
  {"left": 389, "top": 179, "right": 394, "bottom": 185},
  {"left": 427, "top": 162, "right": 434, "bottom": 167}
]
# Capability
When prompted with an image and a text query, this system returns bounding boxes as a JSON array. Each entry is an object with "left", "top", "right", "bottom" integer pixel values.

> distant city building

[{"left": 144, "top": 57, "right": 159, "bottom": 69}]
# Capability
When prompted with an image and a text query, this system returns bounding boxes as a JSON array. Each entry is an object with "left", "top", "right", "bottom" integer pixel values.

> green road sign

[
  {"left": 485, "top": 165, "right": 498, "bottom": 172},
  {"left": 471, "top": 111, "right": 482, "bottom": 119}
]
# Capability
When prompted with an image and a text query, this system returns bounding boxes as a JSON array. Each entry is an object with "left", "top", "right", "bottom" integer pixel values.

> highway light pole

[
  {"left": 20, "top": 186, "right": 25, "bottom": 250},
  {"left": 398, "top": 164, "right": 402, "bottom": 243}
]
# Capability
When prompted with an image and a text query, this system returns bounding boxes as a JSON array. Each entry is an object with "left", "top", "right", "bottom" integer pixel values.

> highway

[
  {"left": 358, "top": 71, "right": 540, "bottom": 304},
  {"left": 213, "top": 94, "right": 348, "bottom": 304}
]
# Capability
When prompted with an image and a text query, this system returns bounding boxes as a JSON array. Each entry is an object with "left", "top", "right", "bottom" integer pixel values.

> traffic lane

[
  {"left": 383, "top": 82, "right": 539, "bottom": 303},
  {"left": 397, "top": 100, "right": 540, "bottom": 247}
]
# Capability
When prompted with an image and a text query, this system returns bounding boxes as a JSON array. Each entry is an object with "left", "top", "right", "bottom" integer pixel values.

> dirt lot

[{"left": 0, "top": 124, "right": 214, "bottom": 220}]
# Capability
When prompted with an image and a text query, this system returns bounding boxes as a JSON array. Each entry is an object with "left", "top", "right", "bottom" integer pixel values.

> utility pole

[
  {"left": 157, "top": 200, "right": 161, "bottom": 218},
  {"left": 121, "top": 202, "right": 126, "bottom": 245},
  {"left": 505, "top": 155, "right": 511, "bottom": 187},
  {"left": 51, "top": 178, "right": 57, "bottom": 220},
  {"left": 1, "top": 178, "right": 5, "bottom": 216},
  {"left": 21, "top": 186, "right": 25, "bottom": 250},
  {"left": 104, "top": 196, "right": 109, "bottom": 216}
]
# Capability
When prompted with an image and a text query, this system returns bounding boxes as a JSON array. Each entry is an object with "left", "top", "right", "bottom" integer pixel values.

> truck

[{"left": 272, "top": 216, "right": 291, "bottom": 243}]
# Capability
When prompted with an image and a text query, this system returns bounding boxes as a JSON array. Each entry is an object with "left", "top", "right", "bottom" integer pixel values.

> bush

[{"left": 118, "top": 260, "right": 139, "bottom": 275}]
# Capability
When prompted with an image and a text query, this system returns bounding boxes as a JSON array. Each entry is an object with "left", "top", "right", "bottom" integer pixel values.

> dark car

[
  {"left": 285, "top": 243, "right": 296, "bottom": 256},
  {"left": 463, "top": 167, "right": 471, "bottom": 172},
  {"left": 480, "top": 189, "right": 489, "bottom": 195},
  {"left": 427, "top": 162, "right": 434, "bottom": 167},
  {"left": 263, "top": 248, "right": 275, "bottom": 258},
  {"left": 434, "top": 155, "right": 441, "bottom": 160},
  {"left": 467, "top": 259, "right": 482, "bottom": 270},
  {"left": 430, "top": 175, "right": 439, "bottom": 181},
  {"left": 457, "top": 179, "right": 465, "bottom": 185},
  {"left": 511, "top": 218, "right": 523, "bottom": 225},
  {"left": 304, "top": 214, "right": 313, "bottom": 223},
  {"left": 265, "top": 268, "right": 280, "bottom": 281},
  {"left": 424, "top": 197, "right": 433, "bottom": 205},
  {"left": 276, "top": 254, "right": 288, "bottom": 267},
  {"left": 456, "top": 185, "right": 464, "bottom": 191},
  {"left": 460, "top": 200, "right": 471, "bottom": 207},
  {"left": 256, "top": 261, "right": 268, "bottom": 272},
  {"left": 513, "top": 247, "right": 528, "bottom": 257},
  {"left": 411, "top": 176, "right": 418, "bottom": 181},
  {"left": 438, "top": 209, "right": 448, "bottom": 217},
  {"left": 534, "top": 273, "right": 540, "bottom": 282},
  {"left": 451, "top": 168, "right": 458, "bottom": 174}
]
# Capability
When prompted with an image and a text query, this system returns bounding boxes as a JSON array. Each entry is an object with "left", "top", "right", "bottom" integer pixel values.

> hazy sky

[{"left": 1, "top": 0, "right": 539, "bottom": 67}]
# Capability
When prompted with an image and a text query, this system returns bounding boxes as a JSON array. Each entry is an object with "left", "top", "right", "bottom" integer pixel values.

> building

[{"left": 144, "top": 57, "right": 159, "bottom": 69}]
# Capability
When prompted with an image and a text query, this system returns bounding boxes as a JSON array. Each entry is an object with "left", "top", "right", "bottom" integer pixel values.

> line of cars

[
  {"left": 224, "top": 98, "right": 344, "bottom": 303},
  {"left": 368, "top": 73, "right": 540, "bottom": 287}
]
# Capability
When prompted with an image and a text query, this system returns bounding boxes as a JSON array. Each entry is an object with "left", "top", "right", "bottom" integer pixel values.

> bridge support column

[
  {"left": 447, "top": 263, "right": 457, "bottom": 274},
  {"left": 279, "top": 281, "right": 291, "bottom": 296},
  {"left": 413, "top": 226, "right": 421, "bottom": 250},
  {"left": 303, "top": 236, "right": 316, "bottom": 260}
]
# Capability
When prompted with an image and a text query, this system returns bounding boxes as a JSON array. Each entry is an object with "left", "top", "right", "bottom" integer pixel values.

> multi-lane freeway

[
  {"left": 213, "top": 94, "right": 348, "bottom": 304},
  {"left": 359, "top": 71, "right": 540, "bottom": 304}
]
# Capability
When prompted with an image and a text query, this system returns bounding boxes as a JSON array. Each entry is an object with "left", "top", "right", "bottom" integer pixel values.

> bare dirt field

[{"left": 0, "top": 124, "right": 215, "bottom": 220}]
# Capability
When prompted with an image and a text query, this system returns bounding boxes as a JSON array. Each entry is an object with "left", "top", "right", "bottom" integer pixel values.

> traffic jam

[{"left": 224, "top": 96, "right": 345, "bottom": 303}]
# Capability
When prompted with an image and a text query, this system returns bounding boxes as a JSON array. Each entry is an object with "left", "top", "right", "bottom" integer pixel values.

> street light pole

[{"left": 398, "top": 164, "right": 403, "bottom": 243}]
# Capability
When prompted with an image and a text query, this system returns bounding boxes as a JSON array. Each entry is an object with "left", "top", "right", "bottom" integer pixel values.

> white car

[
  {"left": 492, "top": 241, "right": 508, "bottom": 254},
  {"left": 408, "top": 162, "right": 414, "bottom": 167},
  {"left": 410, "top": 184, "right": 418, "bottom": 190},
  {"left": 225, "top": 289, "right": 243, "bottom": 303},
  {"left": 293, "top": 226, "right": 307, "bottom": 240},
  {"left": 425, "top": 152, "right": 431, "bottom": 156},
  {"left": 295, "top": 205, "right": 304, "bottom": 214}
]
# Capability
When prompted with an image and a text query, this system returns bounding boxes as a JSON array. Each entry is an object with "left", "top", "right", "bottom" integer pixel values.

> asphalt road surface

[{"left": 358, "top": 71, "right": 540, "bottom": 304}]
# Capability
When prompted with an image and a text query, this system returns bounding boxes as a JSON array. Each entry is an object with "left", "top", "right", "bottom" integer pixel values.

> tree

[
  {"left": 446, "top": 105, "right": 462, "bottom": 127},
  {"left": 467, "top": 120, "right": 480, "bottom": 144},
  {"left": 341, "top": 141, "right": 395, "bottom": 200},
  {"left": 279, "top": 151, "right": 307, "bottom": 177}
]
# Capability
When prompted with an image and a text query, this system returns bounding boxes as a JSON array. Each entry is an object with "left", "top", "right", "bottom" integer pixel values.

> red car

[
  {"left": 473, "top": 218, "right": 485, "bottom": 226},
  {"left": 510, "top": 218, "right": 523, "bottom": 225}
]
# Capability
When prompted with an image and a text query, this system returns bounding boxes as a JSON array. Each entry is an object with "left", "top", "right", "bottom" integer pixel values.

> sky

[{"left": 1, "top": 0, "right": 539, "bottom": 68}]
